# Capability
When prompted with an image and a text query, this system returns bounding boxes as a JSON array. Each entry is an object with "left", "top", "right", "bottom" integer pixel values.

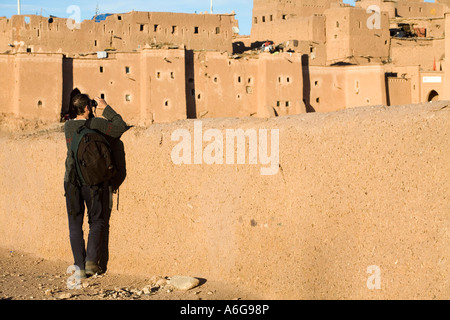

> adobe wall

[
  {"left": 387, "top": 77, "right": 412, "bottom": 106},
  {"left": 0, "top": 53, "right": 62, "bottom": 120},
  {"left": 0, "top": 102, "right": 448, "bottom": 299},
  {"left": 445, "top": 13, "right": 450, "bottom": 100},
  {"left": 0, "top": 55, "right": 14, "bottom": 113},
  {"left": 251, "top": 0, "right": 340, "bottom": 43},
  {"left": 308, "top": 65, "right": 387, "bottom": 111},
  {"left": 250, "top": 14, "right": 326, "bottom": 44},
  {"left": 1, "top": 50, "right": 396, "bottom": 123},
  {"left": 390, "top": 38, "right": 445, "bottom": 71},
  {"left": 396, "top": 1, "right": 445, "bottom": 18},
  {"left": 325, "top": 6, "right": 390, "bottom": 65},
  {"left": 69, "top": 49, "right": 187, "bottom": 125},
  {"left": 355, "top": 0, "right": 396, "bottom": 18},
  {"left": 192, "top": 51, "right": 261, "bottom": 119},
  {"left": 420, "top": 71, "right": 445, "bottom": 102},
  {"left": 386, "top": 65, "right": 422, "bottom": 104},
  {"left": 0, "top": 11, "right": 236, "bottom": 55}
]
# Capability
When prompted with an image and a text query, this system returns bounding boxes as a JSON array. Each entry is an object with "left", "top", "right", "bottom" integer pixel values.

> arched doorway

[{"left": 428, "top": 90, "right": 439, "bottom": 102}]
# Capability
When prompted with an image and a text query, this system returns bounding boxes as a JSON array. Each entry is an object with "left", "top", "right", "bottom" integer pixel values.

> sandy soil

[{"left": 0, "top": 247, "right": 259, "bottom": 301}]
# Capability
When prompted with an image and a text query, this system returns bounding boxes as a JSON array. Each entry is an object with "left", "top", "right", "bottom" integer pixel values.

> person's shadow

[{"left": 99, "top": 138, "right": 127, "bottom": 273}]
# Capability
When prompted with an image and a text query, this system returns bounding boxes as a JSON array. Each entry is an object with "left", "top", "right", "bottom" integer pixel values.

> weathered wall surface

[
  {"left": 445, "top": 13, "right": 450, "bottom": 101},
  {"left": 0, "top": 102, "right": 448, "bottom": 299},
  {"left": 0, "top": 53, "right": 62, "bottom": 120},
  {"left": 0, "top": 12, "right": 236, "bottom": 55}
]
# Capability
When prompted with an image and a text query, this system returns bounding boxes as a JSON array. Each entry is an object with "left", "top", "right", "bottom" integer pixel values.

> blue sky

[{"left": 0, "top": 0, "right": 434, "bottom": 35}]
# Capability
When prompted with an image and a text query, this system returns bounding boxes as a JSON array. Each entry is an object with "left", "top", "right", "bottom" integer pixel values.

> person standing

[{"left": 64, "top": 94, "right": 129, "bottom": 278}]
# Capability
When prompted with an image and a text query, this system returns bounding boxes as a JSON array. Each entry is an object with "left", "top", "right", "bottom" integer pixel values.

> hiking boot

[
  {"left": 85, "top": 261, "right": 103, "bottom": 276},
  {"left": 74, "top": 269, "right": 87, "bottom": 279}
]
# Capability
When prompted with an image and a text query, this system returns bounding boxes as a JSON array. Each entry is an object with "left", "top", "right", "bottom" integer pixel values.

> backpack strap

[
  {"left": 84, "top": 118, "right": 93, "bottom": 129},
  {"left": 71, "top": 126, "right": 91, "bottom": 186}
]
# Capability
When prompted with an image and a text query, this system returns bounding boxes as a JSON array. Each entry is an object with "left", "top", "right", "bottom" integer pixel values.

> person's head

[
  {"left": 72, "top": 94, "right": 93, "bottom": 118},
  {"left": 68, "top": 88, "right": 81, "bottom": 119}
]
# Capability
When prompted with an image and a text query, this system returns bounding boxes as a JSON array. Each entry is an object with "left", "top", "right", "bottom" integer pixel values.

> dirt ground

[{"left": 0, "top": 247, "right": 260, "bottom": 301}]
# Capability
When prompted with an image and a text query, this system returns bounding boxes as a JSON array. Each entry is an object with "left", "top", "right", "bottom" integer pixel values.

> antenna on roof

[{"left": 17, "top": 0, "right": 21, "bottom": 15}]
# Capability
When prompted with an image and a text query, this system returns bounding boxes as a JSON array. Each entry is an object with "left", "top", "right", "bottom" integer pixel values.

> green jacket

[{"left": 64, "top": 105, "right": 128, "bottom": 183}]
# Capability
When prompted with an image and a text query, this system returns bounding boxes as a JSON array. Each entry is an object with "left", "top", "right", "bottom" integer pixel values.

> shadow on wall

[
  {"left": 185, "top": 50, "right": 197, "bottom": 119},
  {"left": 302, "top": 54, "right": 315, "bottom": 113},
  {"left": 61, "top": 58, "right": 75, "bottom": 121}
]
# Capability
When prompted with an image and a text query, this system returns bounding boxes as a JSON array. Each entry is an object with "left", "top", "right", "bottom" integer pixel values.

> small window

[
  {"left": 172, "top": 26, "right": 177, "bottom": 34},
  {"left": 287, "top": 77, "right": 290, "bottom": 83},
  {"left": 282, "top": 15, "right": 287, "bottom": 20},
  {"left": 237, "top": 76, "right": 241, "bottom": 83},
  {"left": 276, "top": 101, "right": 281, "bottom": 107},
  {"left": 314, "top": 80, "right": 319, "bottom": 87},
  {"left": 262, "top": 16, "right": 266, "bottom": 23},
  {"left": 125, "top": 94, "right": 131, "bottom": 102},
  {"left": 157, "top": 72, "right": 161, "bottom": 79},
  {"left": 100, "top": 66, "right": 104, "bottom": 73},
  {"left": 286, "top": 101, "right": 290, "bottom": 107},
  {"left": 316, "top": 97, "right": 320, "bottom": 103},
  {"left": 254, "top": 17, "right": 258, "bottom": 24},
  {"left": 170, "top": 72, "right": 175, "bottom": 79},
  {"left": 194, "top": 26, "right": 199, "bottom": 34},
  {"left": 94, "top": 40, "right": 98, "bottom": 47},
  {"left": 125, "top": 66, "right": 130, "bottom": 74},
  {"left": 154, "top": 24, "right": 159, "bottom": 32},
  {"left": 164, "top": 100, "right": 170, "bottom": 107},
  {"left": 140, "top": 24, "right": 144, "bottom": 31},
  {"left": 118, "top": 16, "right": 122, "bottom": 20},
  {"left": 26, "top": 48, "right": 32, "bottom": 53},
  {"left": 37, "top": 100, "right": 43, "bottom": 108},
  {"left": 101, "top": 93, "right": 105, "bottom": 99},
  {"left": 336, "top": 21, "right": 339, "bottom": 28},
  {"left": 215, "top": 27, "right": 220, "bottom": 34},
  {"left": 270, "top": 15, "right": 273, "bottom": 21}
]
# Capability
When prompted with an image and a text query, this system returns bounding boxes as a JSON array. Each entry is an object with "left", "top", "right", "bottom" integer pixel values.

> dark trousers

[{"left": 64, "top": 181, "right": 107, "bottom": 270}]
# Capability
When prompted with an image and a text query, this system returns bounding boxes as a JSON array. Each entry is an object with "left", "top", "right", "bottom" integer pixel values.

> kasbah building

[{"left": 1, "top": 0, "right": 450, "bottom": 126}]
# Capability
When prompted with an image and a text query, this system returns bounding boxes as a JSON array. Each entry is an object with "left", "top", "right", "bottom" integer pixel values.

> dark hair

[
  {"left": 72, "top": 94, "right": 91, "bottom": 116},
  {"left": 68, "top": 88, "right": 81, "bottom": 119}
]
